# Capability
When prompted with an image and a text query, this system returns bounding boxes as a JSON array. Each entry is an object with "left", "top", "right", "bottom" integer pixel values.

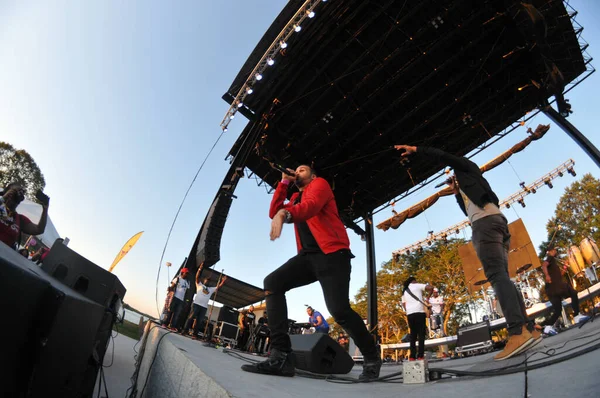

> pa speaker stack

[{"left": 0, "top": 240, "right": 126, "bottom": 397}]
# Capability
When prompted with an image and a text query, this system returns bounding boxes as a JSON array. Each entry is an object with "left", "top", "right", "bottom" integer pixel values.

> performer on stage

[
  {"left": 307, "top": 306, "right": 330, "bottom": 334},
  {"left": 238, "top": 305, "right": 256, "bottom": 350},
  {"left": 428, "top": 288, "right": 445, "bottom": 336},
  {"left": 241, "top": 165, "right": 381, "bottom": 380},
  {"left": 167, "top": 268, "right": 190, "bottom": 332},
  {"left": 402, "top": 277, "right": 433, "bottom": 360},
  {"left": 183, "top": 265, "right": 227, "bottom": 339},
  {"left": 540, "top": 246, "right": 588, "bottom": 327},
  {"left": 255, "top": 312, "right": 270, "bottom": 354},
  {"left": 394, "top": 145, "right": 541, "bottom": 360}
]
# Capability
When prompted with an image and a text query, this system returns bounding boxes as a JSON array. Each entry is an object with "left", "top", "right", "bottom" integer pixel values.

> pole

[
  {"left": 364, "top": 212, "right": 378, "bottom": 336},
  {"left": 542, "top": 105, "right": 600, "bottom": 168},
  {"left": 204, "top": 269, "right": 225, "bottom": 339}
]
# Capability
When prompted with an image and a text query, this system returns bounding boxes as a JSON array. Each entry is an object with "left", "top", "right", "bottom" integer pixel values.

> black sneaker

[
  {"left": 359, "top": 357, "right": 382, "bottom": 381},
  {"left": 241, "top": 349, "right": 295, "bottom": 377}
]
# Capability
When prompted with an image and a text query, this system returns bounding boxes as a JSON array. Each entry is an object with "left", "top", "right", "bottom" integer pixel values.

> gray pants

[{"left": 472, "top": 214, "right": 528, "bottom": 336}]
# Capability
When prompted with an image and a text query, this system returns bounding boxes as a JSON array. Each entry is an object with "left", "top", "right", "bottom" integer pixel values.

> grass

[{"left": 114, "top": 319, "right": 143, "bottom": 341}]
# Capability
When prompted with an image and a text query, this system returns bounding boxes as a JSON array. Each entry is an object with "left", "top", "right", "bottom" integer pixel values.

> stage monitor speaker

[
  {"left": 290, "top": 334, "right": 354, "bottom": 374},
  {"left": 459, "top": 218, "right": 541, "bottom": 294},
  {"left": 42, "top": 241, "right": 126, "bottom": 309},
  {"left": 456, "top": 321, "right": 492, "bottom": 352},
  {"left": 217, "top": 305, "right": 239, "bottom": 325},
  {"left": 0, "top": 243, "right": 109, "bottom": 397},
  {"left": 218, "top": 322, "right": 240, "bottom": 341}
]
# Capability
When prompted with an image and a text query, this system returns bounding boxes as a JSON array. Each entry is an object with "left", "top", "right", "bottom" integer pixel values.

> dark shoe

[
  {"left": 241, "top": 349, "right": 295, "bottom": 377},
  {"left": 359, "top": 358, "right": 382, "bottom": 381}
]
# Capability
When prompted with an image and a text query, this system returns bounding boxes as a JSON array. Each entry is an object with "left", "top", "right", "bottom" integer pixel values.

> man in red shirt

[
  {"left": 0, "top": 183, "right": 49, "bottom": 249},
  {"left": 241, "top": 165, "right": 381, "bottom": 380}
]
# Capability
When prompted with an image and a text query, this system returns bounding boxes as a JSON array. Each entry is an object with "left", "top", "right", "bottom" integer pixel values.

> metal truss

[
  {"left": 392, "top": 159, "right": 577, "bottom": 256},
  {"left": 245, "top": 168, "right": 275, "bottom": 194},
  {"left": 219, "top": 0, "right": 326, "bottom": 133}
]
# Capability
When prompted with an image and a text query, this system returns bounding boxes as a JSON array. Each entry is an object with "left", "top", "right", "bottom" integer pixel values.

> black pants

[
  {"left": 168, "top": 297, "right": 185, "bottom": 330},
  {"left": 543, "top": 287, "right": 580, "bottom": 326},
  {"left": 264, "top": 250, "right": 378, "bottom": 359},
  {"left": 255, "top": 334, "right": 268, "bottom": 353},
  {"left": 472, "top": 215, "right": 529, "bottom": 336},
  {"left": 183, "top": 304, "right": 208, "bottom": 335},
  {"left": 408, "top": 313, "right": 426, "bottom": 359}
]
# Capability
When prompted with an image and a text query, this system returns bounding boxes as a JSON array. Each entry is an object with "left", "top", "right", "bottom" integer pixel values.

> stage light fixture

[
  {"left": 223, "top": 127, "right": 228, "bottom": 132},
  {"left": 531, "top": 187, "right": 536, "bottom": 194},
  {"left": 280, "top": 41, "right": 288, "bottom": 49},
  {"left": 558, "top": 171, "right": 563, "bottom": 177},
  {"left": 544, "top": 179, "right": 553, "bottom": 189},
  {"left": 294, "top": 24, "right": 302, "bottom": 32},
  {"left": 455, "top": 229, "right": 460, "bottom": 235},
  {"left": 518, "top": 199, "right": 526, "bottom": 208},
  {"left": 406, "top": 250, "right": 410, "bottom": 255},
  {"left": 237, "top": 102, "right": 243, "bottom": 108},
  {"left": 229, "top": 114, "right": 235, "bottom": 120},
  {"left": 267, "top": 58, "right": 275, "bottom": 66},
  {"left": 307, "top": 11, "right": 315, "bottom": 18},
  {"left": 255, "top": 73, "right": 263, "bottom": 81},
  {"left": 568, "top": 167, "right": 576, "bottom": 176},
  {"left": 246, "top": 87, "right": 253, "bottom": 95},
  {"left": 505, "top": 203, "right": 511, "bottom": 209}
]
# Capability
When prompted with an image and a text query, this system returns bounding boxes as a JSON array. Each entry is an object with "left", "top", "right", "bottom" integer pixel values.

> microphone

[
  {"left": 434, "top": 178, "right": 453, "bottom": 188},
  {"left": 269, "top": 162, "right": 296, "bottom": 177}
]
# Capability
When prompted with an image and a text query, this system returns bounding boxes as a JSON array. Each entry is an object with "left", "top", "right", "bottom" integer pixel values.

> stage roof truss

[
  {"left": 222, "top": 1, "right": 591, "bottom": 224},
  {"left": 393, "top": 158, "right": 576, "bottom": 256}
]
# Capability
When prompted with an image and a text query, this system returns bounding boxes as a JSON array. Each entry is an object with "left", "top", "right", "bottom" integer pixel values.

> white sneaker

[
  {"left": 573, "top": 314, "right": 590, "bottom": 324},
  {"left": 543, "top": 326, "right": 557, "bottom": 336}
]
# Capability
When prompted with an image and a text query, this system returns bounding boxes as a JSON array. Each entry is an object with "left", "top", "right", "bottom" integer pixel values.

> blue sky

[{"left": 1, "top": 1, "right": 599, "bottom": 324}]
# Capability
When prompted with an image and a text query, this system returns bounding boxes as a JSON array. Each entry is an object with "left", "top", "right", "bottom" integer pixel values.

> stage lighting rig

[{"left": 220, "top": 0, "right": 328, "bottom": 132}]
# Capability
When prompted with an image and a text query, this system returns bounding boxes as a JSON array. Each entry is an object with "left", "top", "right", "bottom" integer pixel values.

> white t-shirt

[
  {"left": 402, "top": 283, "right": 428, "bottom": 315},
  {"left": 193, "top": 283, "right": 216, "bottom": 308},
  {"left": 174, "top": 278, "right": 190, "bottom": 301},
  {"left": 429, "top": 295, "right": 444, "bottom": 315},
  {"left": 459, "top": 189, "right": 501, "bottom": 223}
]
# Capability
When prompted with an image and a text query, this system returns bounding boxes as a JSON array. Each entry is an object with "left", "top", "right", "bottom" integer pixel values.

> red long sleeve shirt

[{"left": 269, "top": 177, "right": 350, "bottom": 254}]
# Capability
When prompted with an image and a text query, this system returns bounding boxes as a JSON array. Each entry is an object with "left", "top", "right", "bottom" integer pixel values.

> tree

[
  {"left": 352, "top": 239, "right": 478, "bottom": 343},
  {"left": 0, "top": 142, "right": 46, "bottom": 198},
  {"left": 539, "top": 173, "right": 600, "bottom": 255}
]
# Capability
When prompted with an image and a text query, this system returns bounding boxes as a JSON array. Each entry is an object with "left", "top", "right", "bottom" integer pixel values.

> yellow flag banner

[{"left": 109, "top": 231, "right": 144, "bottom": 273}]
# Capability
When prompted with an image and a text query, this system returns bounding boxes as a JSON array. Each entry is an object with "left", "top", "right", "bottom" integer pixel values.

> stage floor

[{"left": 129, "top": 317, "right": 600, "bottom": 398}]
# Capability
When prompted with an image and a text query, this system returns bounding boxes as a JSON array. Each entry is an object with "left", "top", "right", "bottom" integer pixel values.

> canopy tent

[{"left": 183, "top": 269, "right": 265, "bottom": 310}]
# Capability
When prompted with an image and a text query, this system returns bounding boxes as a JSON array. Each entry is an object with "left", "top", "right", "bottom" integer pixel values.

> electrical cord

[
  {"left": 125, "top": 324, "right": 162, "bottom": 398},
  {"left": 430, "top": 332, "right": 600, "bottom": 378},
  {"left": 139, "top": 329, "right": 174, "bottom": 398},
  {"left": 223, "top": 349, "right": 403, "bottom": 384},
  {"left": 154, "top": 131, "right": 226, "bottom": 316}
]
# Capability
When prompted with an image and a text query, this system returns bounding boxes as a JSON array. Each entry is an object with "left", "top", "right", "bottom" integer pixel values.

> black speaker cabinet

[
  {"left": 290, "top": 334, "right": 354, "bottom": 374},
  {"left": 0, "top": 243, "right": 108, "bottom": 397},
  {"left": 456, "top": 321, "right": 492, "bottom": 353},
  {"left": 217, "top": 305, "right": 239, "bottom": 325},
  {"left": 42, "top": 241, "right": 126, "bottom": 309},
  {"left": 218, "top": 322, "right": 240, "bottom": 341}
]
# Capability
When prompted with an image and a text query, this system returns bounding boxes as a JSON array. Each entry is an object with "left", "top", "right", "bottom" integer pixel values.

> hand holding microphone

[{"left": 269, "top": 162, "right": 296, "bottom": 181}]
